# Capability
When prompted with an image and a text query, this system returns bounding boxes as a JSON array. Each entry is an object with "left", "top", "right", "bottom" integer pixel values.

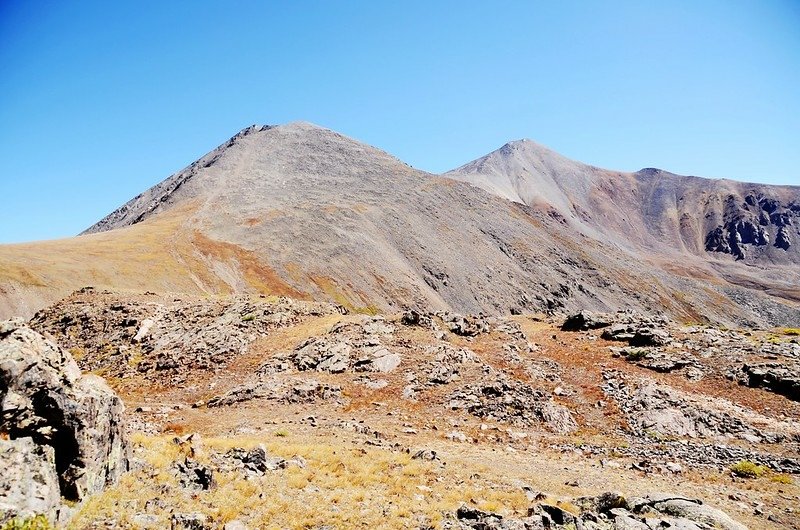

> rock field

[{"left": 1, "top": 289, "right": 798, "bottom": 528}]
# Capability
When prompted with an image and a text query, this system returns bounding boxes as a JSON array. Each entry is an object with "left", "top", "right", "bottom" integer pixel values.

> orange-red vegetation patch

[{"left": 192, "top": 231, "right": 308, "bottom": 299}]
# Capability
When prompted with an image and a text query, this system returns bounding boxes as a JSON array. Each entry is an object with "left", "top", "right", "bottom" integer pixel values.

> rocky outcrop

[
  {"left": 448, "top": 375, "right": 577, "bottom": 433},
  {"left": 449, "top": 491, "right": 747, "bottom": 530},
  {"left": 562, "top": 312, "right": 673, "bottom": 347},
  {"left": 602, "top": 324, "right": 671, "bottom": 347},
  {"left": 603, "top": 373, "right": 792, "bottom": 444},
  {"left": 738, "top": 362, "right": 800, "bottom": 401},
  {"left": 437, "top": 312, "right": 491, "bottom": 337},
  {"left": 561, "top": 311, "right": 614, "bottom": 331},
  {"left": 0, "top": 318, "right": 128, "bottom": 517},
  {"left": 705, "top": 193, "right": 799, "bottom": 259},
  {"left": 30, "top": 289, "right": 344, "bottom": 382},
  {"left": 272, "top": 317, "right": 400, "bottom": 374}
]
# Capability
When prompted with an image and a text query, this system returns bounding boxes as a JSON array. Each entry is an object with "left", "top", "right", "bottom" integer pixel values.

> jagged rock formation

[
  {"left": 0, "top": 318, "right": 128, "bottom": 521},
  {"left": 703, "top": 193, "right": 799, "bottom": 259}
]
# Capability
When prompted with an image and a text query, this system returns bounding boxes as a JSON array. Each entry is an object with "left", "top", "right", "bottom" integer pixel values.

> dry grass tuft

[{"left": 730, "top": 460, "right": 767, "bottom": 479}]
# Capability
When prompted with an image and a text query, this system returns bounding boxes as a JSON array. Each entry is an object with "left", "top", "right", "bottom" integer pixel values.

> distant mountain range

[{"left": 1, "top": 122, "right": 798, "bottom": 326}]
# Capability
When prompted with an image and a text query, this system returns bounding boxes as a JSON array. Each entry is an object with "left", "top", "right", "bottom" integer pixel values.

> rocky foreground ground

[{"left": 2, "top": 288, "right": 799, "bottom": 529}]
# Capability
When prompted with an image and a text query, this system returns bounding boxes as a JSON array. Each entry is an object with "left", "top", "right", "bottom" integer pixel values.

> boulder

[
  {"left": 639, "top": 494, "right": 747, "bottom": 530},
  {"left": 561, "top": 311, "right": 613, "bottom": 331},
  {"left": 0, "top": 437, "right": 60, "bottom": 524},
  {"left": 603, "top": 324, "right": 670, "bottom": 347},
  {"left": 0, "top": 319, "right": 128, "bottom": 503}
]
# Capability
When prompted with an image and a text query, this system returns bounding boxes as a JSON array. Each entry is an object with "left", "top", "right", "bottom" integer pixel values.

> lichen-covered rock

[
  {"left": 0, "top": 319, "right": 129, "bottom": 503},
  {"left": 0, "top": 437, "right": 60, "bottom": 524}
]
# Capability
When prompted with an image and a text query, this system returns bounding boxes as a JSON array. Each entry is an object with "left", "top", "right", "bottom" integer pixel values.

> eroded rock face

[
  {"left": 0, "top": 319, "right": 129, "bottom": 504},
  {"left": 739, "top": 362, "right": 800, "bottom": 401},
  {"left": 705, "top": 193, "right": 799, "bottom": 259}
]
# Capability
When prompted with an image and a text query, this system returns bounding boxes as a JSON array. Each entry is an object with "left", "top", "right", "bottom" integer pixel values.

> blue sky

[{"left": 1, "top": 1, "right": 798, "bottom": 243}]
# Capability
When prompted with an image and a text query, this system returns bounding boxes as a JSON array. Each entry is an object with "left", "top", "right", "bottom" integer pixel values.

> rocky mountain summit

[{"left": 1, "top": 122, "right": 798, "bottom": 328}]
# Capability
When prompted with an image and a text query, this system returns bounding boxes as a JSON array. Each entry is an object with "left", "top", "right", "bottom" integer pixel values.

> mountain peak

[{"left": 494, "top": 138, "right": 568, "bottom": 162}]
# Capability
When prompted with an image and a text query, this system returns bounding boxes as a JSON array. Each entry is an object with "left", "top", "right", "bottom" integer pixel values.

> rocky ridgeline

[
  {"left": 31, "top": 288, "right": 343, "bottom": 382},
  {"left": 0, "top": 319, "right": 128, "bottom": 525}
]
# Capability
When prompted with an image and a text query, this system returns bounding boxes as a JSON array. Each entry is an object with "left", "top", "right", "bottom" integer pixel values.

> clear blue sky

[{"left": 1, "top": 1, "right": 798, "bottom": 243}]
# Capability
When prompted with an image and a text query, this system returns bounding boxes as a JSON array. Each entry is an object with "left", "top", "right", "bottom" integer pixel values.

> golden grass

[
  {"left": 69, "top": 434, "right": 531, "bottom": 530},
  {"left": 770, "top": 473, "right": 794, "bottom": 485},
  {"left": 0, "top": 204, "right": 221, "bottom": 297},
  {"left": 0, "top": 203, "right": 312, "bottom": 313}
]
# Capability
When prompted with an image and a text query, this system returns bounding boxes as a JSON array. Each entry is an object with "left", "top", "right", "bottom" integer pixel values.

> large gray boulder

[
  {"left": 0, "top": 318, "right": 128, "bottom": 508},
  {"left": 0, "top": 437, "right": 60, "bottom": 524}
]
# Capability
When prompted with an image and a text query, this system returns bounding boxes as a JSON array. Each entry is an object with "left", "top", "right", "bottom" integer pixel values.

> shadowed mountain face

[{"left": 1, "top": 122, "right": 798, "bottom": 326}]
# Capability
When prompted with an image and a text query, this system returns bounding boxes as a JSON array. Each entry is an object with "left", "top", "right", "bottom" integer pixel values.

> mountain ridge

[{"left": 1, "top": 122, "right": 798, "bottom": 327}]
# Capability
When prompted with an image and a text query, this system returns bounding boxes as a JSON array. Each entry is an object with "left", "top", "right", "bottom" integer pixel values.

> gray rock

[
  {"left": 286, "top": 380, "right": 341, "bottom": 403},
  {"left": 175, "top": 457, "right": 215, "bottom": 490},
  {"left": 0, "top": 437, "right": 60, "bottom": 524},
  {"left": 613, "top": 515, "right": 649, "bottom": 530},
  {"left": 218, "top": 445, "right": 279, "bottom": 474},
  {"left": 740, "top": 362, "right": 800, "bottom": 401},
  {"left": 0, "top": 319, "right": 128, "bottom": 502},
  {"left": 171, "top": 512, "right": 212, "bottom": 530},
  {"left": 650, "top": 497, "right": 746, "bottom": 530},
  {"left": 562, "top": 311, "right": 614, "bottom": 331},
  {"left": 538, "top": 504, "right": 575, "bottom": 525},
  {"left": 369, "top": 350, "right": 402, "bottom": 373},
  {"left": 207, "top": 381, "right": 279, "bottom": 407},
  {"left": 132, "top": 513, "right": 161, "bottom": 528},
  {"left": 439, "top": 313, "right": 490, "bottom": 337},
  {"left": 449, "top": 375, "right": 577, "bottom": 433}
]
